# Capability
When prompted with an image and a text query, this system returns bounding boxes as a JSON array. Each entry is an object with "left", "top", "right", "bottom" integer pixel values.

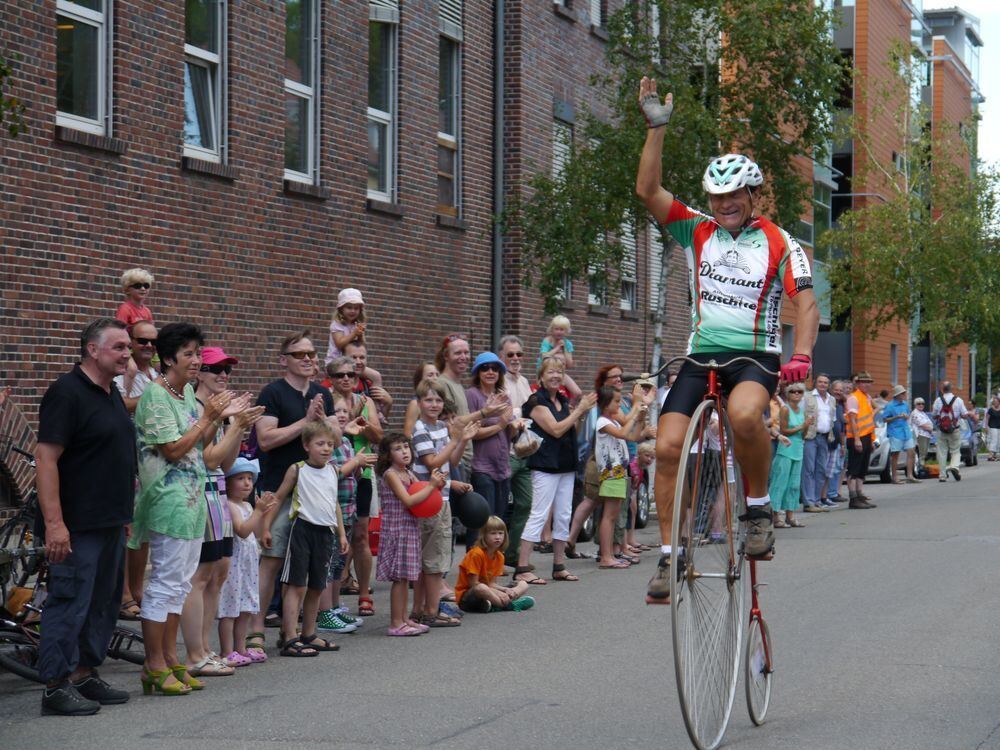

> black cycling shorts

[
  {"left": 661, "top": 351, "right": 780, "bottom": 419},
  {"left": 355, "top": 476, "right": 373, "bottom": 518}
]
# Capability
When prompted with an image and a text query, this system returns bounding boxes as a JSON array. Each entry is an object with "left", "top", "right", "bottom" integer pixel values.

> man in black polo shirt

[
  {"left": 252, "top": 330, "right": 338, "bottom": 635},
  {"left": 36, "top": 318, "right": 136, "bottom": 715}
]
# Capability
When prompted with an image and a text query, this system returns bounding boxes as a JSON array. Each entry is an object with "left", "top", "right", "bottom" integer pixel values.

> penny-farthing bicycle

[{"left": 639, "top": 356, "right": 776, "bottom": 749}]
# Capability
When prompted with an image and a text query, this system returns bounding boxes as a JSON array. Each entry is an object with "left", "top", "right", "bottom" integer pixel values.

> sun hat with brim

[
  {"left": 471, "top": 351, "right": 507, "bottom": 375},
  {"left": 337, "top": 288, "right": 365, "bottom": 308},
  {"left": 853, "top": 372, "right": 874, "bottom": 382},
  {"left": 891, "top": 384, "right": 907, "bottom": 398},
  {"left": 225, "top": 457, "right": 259, "bottom": 482},
  {"left": 202, "top": 346, "right": 239, "bottom": 366},
  {"left": 914, "top": 397, "right": 926, "bottom": 405}
]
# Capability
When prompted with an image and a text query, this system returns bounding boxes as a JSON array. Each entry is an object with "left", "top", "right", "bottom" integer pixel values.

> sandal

[
  {"left": 118, "top": 599, "right": 141, "bottom": 621},
  {"left": 551, "top": 563, "right": 579, "bottom": 582},
  {"left": 598, "top": 559, "right": 631, "bottom": 569},
  {"left": 280, "top": 638, "right": 319, "bottom": 657},
  {"left": 440, "top": 591, "right": 457, "bottom": 603},
  {"left": 616, "top": 553, "right": 640, "bottom": 565},
  {"left": 387, "top": 624, "right": 422, "bottom": 637},
  {"left": 358, "top": 596, "right": 375, "bottom": 616},
  {"left": 188, "top": 655, "right": 234, "bottom": 677},
  {"left": 773, "top": 518, "right": 787, "bottom": 528},
  {"left": 786, "top": 518, "right": 806, "bottom": 528},
  {"left": 243, "top": 649, "right": 267, "bottom": 664},
  {"left": 533, "top": 541, "right": 553, "bottom": 554},
  {"left": 419, "top": 613, "right": 461, "bottom": 628},
  {"left": 245, "top": 631, "right": 265, "bottom": 654},
  {"left": 340, "top": 577, "right": 360, "bottom": 596},
  {"left": 513, "top": 566, "right": 547, "bottom": 585},
  {"left": 299, "top": 633, "right": 339, "bottom": 652},
  {"left": 224, "top": 651, "right": 253, "bottom": 667}
]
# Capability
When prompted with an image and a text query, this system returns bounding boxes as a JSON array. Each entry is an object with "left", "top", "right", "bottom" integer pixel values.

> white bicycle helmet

[{"left": 702, "top": 154, "right": 764, "bottom": 194}]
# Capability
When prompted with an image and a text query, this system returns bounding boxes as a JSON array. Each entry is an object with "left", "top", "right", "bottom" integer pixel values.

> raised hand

[
  {"left": 306, "top": 393, "right": 325, "bottom": 421},
  {"left": 258, "top": 491, "right": 278, "bottom": 515},
  {"left": 221, "top": 391, "right": 254, "bottom": 419},
  {"left": 235, "top": 404, "right": 266, "bottom": 429},
  {"left": 462, "top": 420, "right": 480, "bottom": 442},
  {"left": 639, "top": 76, "right": 673, "bottom": 128}
]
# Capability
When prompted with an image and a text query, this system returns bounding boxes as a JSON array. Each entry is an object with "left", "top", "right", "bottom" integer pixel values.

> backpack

[{"left": 938, "top": 395, "right": 958, "bottom": 434}]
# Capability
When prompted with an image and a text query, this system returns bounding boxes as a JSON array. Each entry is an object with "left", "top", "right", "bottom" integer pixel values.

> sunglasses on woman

[
  {"left": 129, "top": 282, "right": 151, "bottom": 290},
  {"left": 201, "top": 364, "right": 232, "bottom": 375},
  {"left": 479, "top": 364, "right": 503, "bottom": 373}
]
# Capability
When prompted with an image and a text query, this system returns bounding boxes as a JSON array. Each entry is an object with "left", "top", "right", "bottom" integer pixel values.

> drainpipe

[{"left": 491, "top": 0, "right": 505, "bottom": 348}]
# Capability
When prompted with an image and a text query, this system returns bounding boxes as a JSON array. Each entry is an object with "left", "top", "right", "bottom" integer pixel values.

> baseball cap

[{"left": 201, "top": 346, "right": 239, "bottom": 366}]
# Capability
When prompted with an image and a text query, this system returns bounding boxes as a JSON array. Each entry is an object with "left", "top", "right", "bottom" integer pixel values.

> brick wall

[{"left": 0, "top": 0, "right": 498, "bottom": 429}]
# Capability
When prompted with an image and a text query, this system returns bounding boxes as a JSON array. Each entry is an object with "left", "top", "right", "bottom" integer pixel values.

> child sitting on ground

[
  {"left": 375, "top": 431, "right": 447, "bottom": 636},
  {"left": 115, "top": 268, "right": 155, "bottom": 329},
  {"left": 455, "top": 516, "right": 534, "bottom": 613},
  {"left": 218, "top": 458, "right": 276, "bottom": 665},
  {"left": 271, "top": 421, "right": 347, "bottom": 656},
  {"left": 411, "top": 380, "right": 478, "bottom": 627}
]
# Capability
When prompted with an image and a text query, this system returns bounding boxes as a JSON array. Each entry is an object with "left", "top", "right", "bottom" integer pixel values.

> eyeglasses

[
  {"left": 330, "top": 371, "right": 355, "bottom": 379},
  {"left": 129, "top": 283, "right": 151, "bottom": 290},
  {"left": 788, "top": 389, "right": 805, "bottom": 394},
  {"left": 134, "top": 337, "right": 157, "bottom": 346},
  {"left": 505, "top": 351, "right": 524, "bottom": 358},
  {"left": 283, "top": 350, "right": 318, "bottom": 360},
  {"left": 479, "top": 364, "right": 503, "bottom": 373},
  {"left": 200, "top": 364, "right": 232, "bottom": 375}
]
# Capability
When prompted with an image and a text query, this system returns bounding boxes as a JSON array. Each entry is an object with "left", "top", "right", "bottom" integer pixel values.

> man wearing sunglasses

[
  {"left": 113, "top": 321, "right": 159, "bottom": 415},
  {"left": 253, "top": 330, "right": 338, "bottom": 638}
]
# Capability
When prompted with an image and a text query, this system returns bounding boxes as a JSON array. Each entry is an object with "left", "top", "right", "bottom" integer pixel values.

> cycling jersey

[{"left": 662, "top": 199, "right": 812, "bottom": 354}]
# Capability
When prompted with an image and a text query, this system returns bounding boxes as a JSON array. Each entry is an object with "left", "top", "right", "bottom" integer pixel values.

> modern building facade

[{"left": 823, "top": 0, "right": 983, "bottom": 401}]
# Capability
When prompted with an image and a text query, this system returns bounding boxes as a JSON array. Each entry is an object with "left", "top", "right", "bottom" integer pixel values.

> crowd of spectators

[{"left": 20, "top": 267, "right": 994, "bottom": 714}]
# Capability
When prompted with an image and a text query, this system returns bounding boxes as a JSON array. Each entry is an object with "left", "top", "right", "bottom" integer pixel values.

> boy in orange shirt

[{"left": 456, "top": 517, "right": 534, "bottom": 613}]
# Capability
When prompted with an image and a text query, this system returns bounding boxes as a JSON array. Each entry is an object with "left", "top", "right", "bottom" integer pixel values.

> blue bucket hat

[
  {"left": 471, "top": 351, "right": 507, "bottom": 375},
  {"left": 225, "top": 457, "right": 260, "bottom": 482}
]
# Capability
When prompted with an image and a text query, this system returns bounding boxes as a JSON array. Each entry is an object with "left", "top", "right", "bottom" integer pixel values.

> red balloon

[{"left": 407, "top": 481, "right": 443, "bottom": 518}]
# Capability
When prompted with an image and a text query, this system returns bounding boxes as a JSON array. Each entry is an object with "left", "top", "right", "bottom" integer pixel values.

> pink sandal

[
  {"left": 243, "top": 649, "right": 267, "bottom": 664},
  {"left": 224, "top": 651, "right": 253, "bottom": 667},
  {"left": 387, "top": 624, "right": 423, "bottom": 637}
]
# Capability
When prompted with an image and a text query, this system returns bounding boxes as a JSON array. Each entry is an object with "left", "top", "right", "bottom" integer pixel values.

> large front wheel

[{"left": 670, "top": 398, "right": 746, "bottom": 750}]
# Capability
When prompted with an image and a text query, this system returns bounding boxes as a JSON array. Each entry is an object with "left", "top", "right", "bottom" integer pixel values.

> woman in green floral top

[{"left": 132, "top": 323, "right": 230, "bottom": 696}]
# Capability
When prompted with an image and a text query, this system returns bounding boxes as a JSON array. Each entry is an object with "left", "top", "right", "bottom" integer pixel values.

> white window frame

[
  {"left": 588, "top": 262, "right": 608, "bottom": 307},
  {"left": 284, "top": 0, "right": 320, "bottom": 184},
  {"left": 552, "top": 119, "right": 572, "bottom": 178},
  {"left": 590, "top": 0, "right": 603, "bottom": 27},
  {"left": 437, "top": 33, "right": 461, "bottom": 215},
  {"left": 55, "top": 0, "right": 111, "bottom": 136},
  {"left": 620, "top": 223, "right": 638, "bottom": 311},
  {"left": 890, "top": 343, "right": 898, "bottom": 385},
  {"left": 367, "top": 16, "right": 398, "bottom": 203},
  {"left": 183, "top": 0, "right": 226, "bottom": 164}
]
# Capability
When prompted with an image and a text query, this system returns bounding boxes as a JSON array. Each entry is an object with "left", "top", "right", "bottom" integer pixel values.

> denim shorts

[{"left": 889, "top": 435, "right": 916, "bottom": 452}]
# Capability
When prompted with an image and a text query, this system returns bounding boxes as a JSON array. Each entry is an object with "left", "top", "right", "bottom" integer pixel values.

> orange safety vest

[{"left": 846, "top": 388, "right": 875, "bottom": 439}]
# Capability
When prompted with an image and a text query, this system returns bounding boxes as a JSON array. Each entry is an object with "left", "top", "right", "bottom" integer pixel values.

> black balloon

[{"left": 454, "top": 491, "right": 491, "bottom": 529}]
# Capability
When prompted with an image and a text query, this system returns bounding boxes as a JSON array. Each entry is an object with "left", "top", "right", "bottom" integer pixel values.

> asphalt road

[{"left": 2, "top": 466, "right": 1000, "bottom": 750}]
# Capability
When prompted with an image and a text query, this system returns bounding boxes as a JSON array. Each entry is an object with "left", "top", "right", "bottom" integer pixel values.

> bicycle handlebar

[{"left": 622, "top": 355, "right": 780, "bottom": 383}]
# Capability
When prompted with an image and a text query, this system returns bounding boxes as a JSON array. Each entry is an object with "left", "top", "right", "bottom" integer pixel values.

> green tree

[
  {"left": 1, "top": 54, "right": 25, "bottom": 138},
  {"left": 502, "top": 0, "right": 844, "bottom": 368},
  {"left": 821, "top": 43, "right": 1000, "bottom": 391}
]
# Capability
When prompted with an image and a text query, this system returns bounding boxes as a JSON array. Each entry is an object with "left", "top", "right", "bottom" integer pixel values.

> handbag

[{"left": 512, "top": 421, "right": 542, "bottom": 458}]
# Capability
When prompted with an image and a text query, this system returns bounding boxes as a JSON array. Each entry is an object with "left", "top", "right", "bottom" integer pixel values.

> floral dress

[
  {"left": 374, "top": 468, "right": 421, "bottom": 582},
  {"left": 218, "top": 502, "right": 260, "bottom": 618}
]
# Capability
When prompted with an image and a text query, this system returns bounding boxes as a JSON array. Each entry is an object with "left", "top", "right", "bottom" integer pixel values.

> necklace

[{"left": 161, "top": 377, "right": 185, "bottom": 400}]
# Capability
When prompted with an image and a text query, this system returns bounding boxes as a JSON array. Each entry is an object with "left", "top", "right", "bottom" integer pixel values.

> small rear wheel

[{"left": 745, "top": 615, "right": 774, "bottom": 726}]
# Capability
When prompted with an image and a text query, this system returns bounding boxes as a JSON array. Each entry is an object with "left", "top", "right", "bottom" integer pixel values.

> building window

[
  {"left": 590, "top": 0, "right": 604, "bottom": 27},
  {"left": 552, "top": 119, "right": 572, "bottom": 178},
  {"left": 649, "top": 222, "right": 665, "bottom": 314},
  {"left": 184, "top": 0, "right": 225, "bottom": 162},
  {"left": 813, "top": 182, "right": 832, "bottom": 242},
  {"left": 56, "top": 0, "right": 110, "bottom": 136},
  {"left": 284, "top": 0, "right": 319, "bottom": 183},
  {"left": 437, "top": 36, "right": 460, "bottom": 215},
  {"left": 588, "top": 263, "right": 608, "bottom": 307},
  {"left": 368, "top": 7, "right": 397, "bottom": 202},
  {"left": 620, "top": 223, "right": 637, "bottom": 311},
  {"left": 890, "top": 343, "right": 898, "bottom": 385},
  {"left": 957, "top": 355, "right": 963, "bottom": 386}
]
